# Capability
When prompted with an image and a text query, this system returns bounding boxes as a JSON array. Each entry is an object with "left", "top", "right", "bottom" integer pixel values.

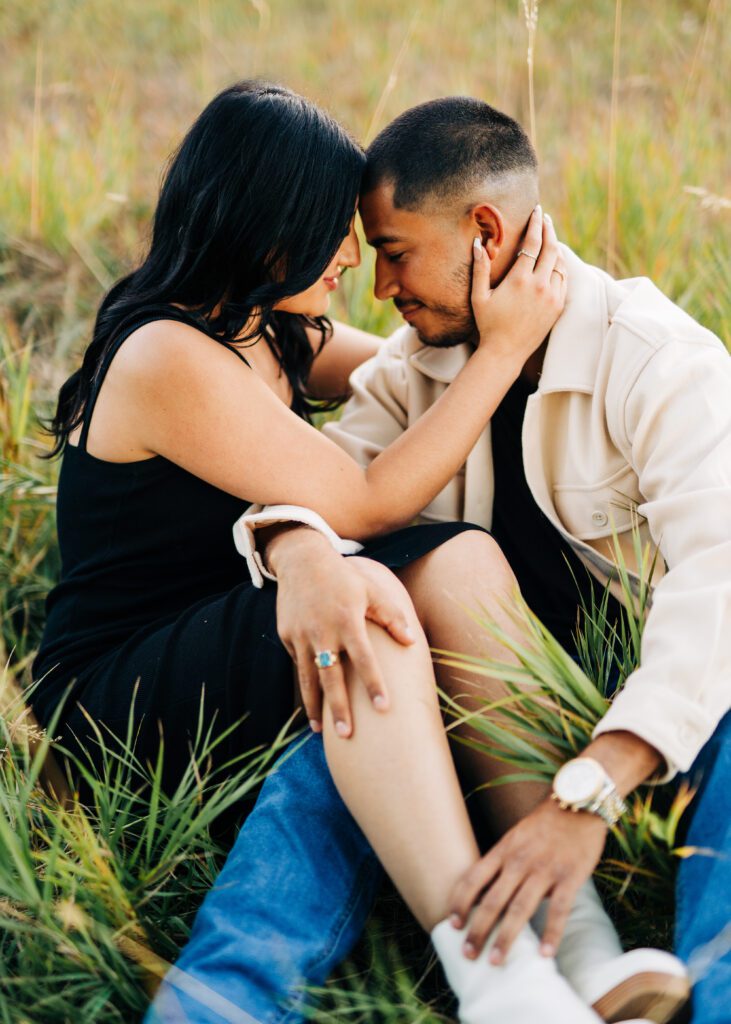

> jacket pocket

[{"left": 552, "top": 465, "right": 643, "bottom": 541}]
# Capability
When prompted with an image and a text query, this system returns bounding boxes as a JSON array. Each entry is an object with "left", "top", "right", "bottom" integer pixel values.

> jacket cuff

[
  {"left": 232, "top": 504, "right": 363, "bottom": 588},
  {"left": 591, "top": 677, "right": 722, "bottom": 784}
]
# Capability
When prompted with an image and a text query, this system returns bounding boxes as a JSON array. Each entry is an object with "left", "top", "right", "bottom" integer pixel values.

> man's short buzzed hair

[{"left": 363, "top": 97, "right": 538, "bottom": 210}]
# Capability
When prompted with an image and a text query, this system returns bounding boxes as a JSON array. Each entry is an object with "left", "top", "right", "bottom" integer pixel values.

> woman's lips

[{"left": 324, "top": 276, "right": 339, "bottom": 291}]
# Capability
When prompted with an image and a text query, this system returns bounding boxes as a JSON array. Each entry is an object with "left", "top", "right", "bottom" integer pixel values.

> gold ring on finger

[
  {"left": 551, "top": 267, "right": 566, "bottom": 282},
  {"left": 518, "top": 248, "right": 539, "bottom": 262},
  {"left": 314, "top": 649, "right": 339, "bottom": 669}
]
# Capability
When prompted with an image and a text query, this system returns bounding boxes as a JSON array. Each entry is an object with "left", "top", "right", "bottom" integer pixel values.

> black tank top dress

[{"left": 31, "top": 307, "right": 477, "bottom": 805}]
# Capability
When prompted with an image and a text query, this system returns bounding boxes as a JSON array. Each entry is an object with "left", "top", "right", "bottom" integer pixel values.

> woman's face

[{"left": 275, "top": 218, "right": 361, "bottom": 317}]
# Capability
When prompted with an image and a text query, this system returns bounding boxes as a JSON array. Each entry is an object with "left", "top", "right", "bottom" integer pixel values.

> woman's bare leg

[
  {"left": 319, "top": 553, "right": 601, "bottom": 1024},
  {"left": 396, "top": 529, "right": 553, "bottom": 840},
  {"left": 319, "top": 528, "right": 548, "bottom": 926},
  {"left": 320, "top": 561, "right": 479, "bottom": 931}
]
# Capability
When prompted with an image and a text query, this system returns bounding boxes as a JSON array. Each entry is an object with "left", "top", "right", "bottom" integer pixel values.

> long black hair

[{"left": 43, "top": 80, "right": 365, "bottom": 458}]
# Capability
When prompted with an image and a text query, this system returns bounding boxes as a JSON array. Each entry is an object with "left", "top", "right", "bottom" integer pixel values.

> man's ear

[{"left": 471, "top": 204, "right": 505, "bottom": 261}]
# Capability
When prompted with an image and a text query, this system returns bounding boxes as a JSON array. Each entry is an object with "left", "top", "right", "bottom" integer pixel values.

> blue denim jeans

[
  {"left": 146, "top": 713, "right": 731, "bottom": 1024},
  {"left": 144, "top": 732, "right": 383, "bottom": 1024},
  {"left": 674, "top": 710, "right": 731, "bottom": 1023}
]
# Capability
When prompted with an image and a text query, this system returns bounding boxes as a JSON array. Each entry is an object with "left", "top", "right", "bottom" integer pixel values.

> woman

[{"left": 32, "top": 81, "right": 595, "bottom": 1021}]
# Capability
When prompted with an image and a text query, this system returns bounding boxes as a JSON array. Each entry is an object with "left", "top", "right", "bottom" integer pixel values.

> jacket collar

[{"left": 407, "top": 245, "right": 624, "bottom": 396}]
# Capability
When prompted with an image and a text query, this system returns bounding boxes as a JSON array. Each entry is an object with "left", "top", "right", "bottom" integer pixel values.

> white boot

[
  {"left": 431, "top": 914, "right": 603, "bottom": 1023},
  {"left": 531, "top": 879, "right": 690, "bottom": 1023}
]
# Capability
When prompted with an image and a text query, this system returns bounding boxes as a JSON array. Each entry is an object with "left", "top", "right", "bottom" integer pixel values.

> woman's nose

[{"left": 339, "top": 223, "right": 361, "bottom": 268}]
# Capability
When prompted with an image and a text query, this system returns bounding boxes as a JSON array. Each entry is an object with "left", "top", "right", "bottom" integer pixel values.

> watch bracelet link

[{"left": 585, "top": 780, "right": 628, "bottom": 826}]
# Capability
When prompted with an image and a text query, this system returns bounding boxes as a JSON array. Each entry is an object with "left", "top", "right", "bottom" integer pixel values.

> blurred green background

[{"left": 2, "top": 0, "right": 730, "bottom": 342}]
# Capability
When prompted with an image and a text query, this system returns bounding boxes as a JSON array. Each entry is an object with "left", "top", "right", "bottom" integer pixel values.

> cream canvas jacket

[{"left": 234, "top": 246, "right": 731, "bottom": 782}]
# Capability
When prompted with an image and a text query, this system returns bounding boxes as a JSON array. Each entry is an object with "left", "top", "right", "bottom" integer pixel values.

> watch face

[{"left": 555, "top": 759, "right": 604, "bottom": 804}]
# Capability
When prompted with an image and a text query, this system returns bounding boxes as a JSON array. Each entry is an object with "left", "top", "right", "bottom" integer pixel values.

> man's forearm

[{"left": 581, "top": 730, "right": 664, "bottom": 797}]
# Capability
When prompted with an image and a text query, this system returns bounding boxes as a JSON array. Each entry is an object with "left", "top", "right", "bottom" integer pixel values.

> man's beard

[
  {"left": 412, "top": 258, "right": 478, "bottom": 349},
  {"left": 415, "top": 308, "right": 477, "bottom": 348}
]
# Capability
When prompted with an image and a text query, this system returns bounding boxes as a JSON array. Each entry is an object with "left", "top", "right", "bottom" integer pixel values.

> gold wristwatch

[{"left": 551, "top": 756, "right": 628, "bottom": 827}]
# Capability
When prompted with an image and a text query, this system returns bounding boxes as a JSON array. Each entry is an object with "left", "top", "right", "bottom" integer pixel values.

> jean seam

[{"left": 268, "top": 848, "right": 381, "bottom": 1024}]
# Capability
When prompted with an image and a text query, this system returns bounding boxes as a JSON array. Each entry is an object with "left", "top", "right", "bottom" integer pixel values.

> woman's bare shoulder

[
  {"left": 114, "top": 317, "right": 241, "bottom": 378},
  {"left": 115, "top": 317, "right": 261, "bottom": 402},
  {"left": 82, "top": 318, "right": 253, "bottom": 462}
]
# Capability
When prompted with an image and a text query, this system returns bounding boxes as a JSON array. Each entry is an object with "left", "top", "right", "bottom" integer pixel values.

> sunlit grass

[{"left": 0, "top": 674, "right": 297, "bottom": 1022}]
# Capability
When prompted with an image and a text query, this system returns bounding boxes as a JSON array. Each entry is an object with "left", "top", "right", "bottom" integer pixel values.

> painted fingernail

[
  {"left": 335, "top": 720, "right": 350, "bottom": 737},
  {"left": 489, "top": 948, "right": 503, "bottom": 965},
  {"left": 540, "top": 942, "right": 555, "bottom": 958},
  {"left": 404, "top": 626, "right": 417, "bottom": 642},
  {"left": 372, "top": 694, "right": 387, "bottom": 710},
  {"left": 545, "top": 212, "right": 553, "bottom": 224},
  {"left": 536, "top": 203, "right": 542, "bottom": 217},
  {"left": 309, "top": 719, "right": 322, "bottom": 732},
  {"left": 463, "top": 941, "right": 476, "bottom": 958},
  {"left": 450, "top": 913, "right": 462, "bottom": 929},
  {"left": 473, "top": 236, "right": 483, "bottom": 258}
]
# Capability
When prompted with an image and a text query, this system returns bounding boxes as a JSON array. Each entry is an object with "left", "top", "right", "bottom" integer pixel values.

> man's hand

[
  {"left": 447, "top": 797, "right": 608, "bottom": 964},
  {"left": 266, "top": 526, "right": 416, "bottom": 737},
  {"left": 446, "top": 730, "right": 662, "bottom": 963}
]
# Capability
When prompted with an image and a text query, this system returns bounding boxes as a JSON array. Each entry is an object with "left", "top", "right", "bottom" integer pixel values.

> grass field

[{"left": 0, "top": 0, "right": 729, "bottom": 1020}]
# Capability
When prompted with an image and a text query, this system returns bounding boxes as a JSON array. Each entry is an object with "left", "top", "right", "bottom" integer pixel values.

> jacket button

[
  {"left": 591, "top": 510, "right": 608, "bottom": 527},
  {"left": 679, "top": 723, "right": 698, "bottom": 745}
]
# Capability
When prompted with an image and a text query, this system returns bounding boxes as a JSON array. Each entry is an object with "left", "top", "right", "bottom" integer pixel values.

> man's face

[{"left": 359, "top": 183, "right": 478, "bottom": 348}]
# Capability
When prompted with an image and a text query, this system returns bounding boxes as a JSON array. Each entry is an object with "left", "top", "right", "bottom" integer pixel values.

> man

[{"left": 148, "top": 98, "right": 731, "bottom": 1024}]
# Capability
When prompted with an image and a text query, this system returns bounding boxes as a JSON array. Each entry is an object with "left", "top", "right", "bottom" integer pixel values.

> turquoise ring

[{"left": 314, "top": 649, "right": 339, "bottom": 669}]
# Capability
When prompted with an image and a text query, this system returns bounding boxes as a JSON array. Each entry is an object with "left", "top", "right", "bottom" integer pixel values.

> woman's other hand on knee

[{"left": 275, "top": 549, "right": 419, "bottom": 738}]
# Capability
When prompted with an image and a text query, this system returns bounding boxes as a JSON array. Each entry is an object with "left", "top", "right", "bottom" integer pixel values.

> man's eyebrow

[{"left": 367, "top": 234, "right": 405, "bottom": 248}]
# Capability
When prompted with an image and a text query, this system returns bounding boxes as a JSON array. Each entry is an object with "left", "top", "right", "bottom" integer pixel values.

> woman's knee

[
  {"left": 347, "top": 556, "right": 424, "bottom": 635},
  {"left": 400, "top": 528, "right": 517, "bottom": 598}
]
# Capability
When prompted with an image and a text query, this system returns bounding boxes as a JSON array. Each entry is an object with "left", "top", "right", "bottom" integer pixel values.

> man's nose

[{"left": 373, "top": 255, "right": 399, "bottom": 301}]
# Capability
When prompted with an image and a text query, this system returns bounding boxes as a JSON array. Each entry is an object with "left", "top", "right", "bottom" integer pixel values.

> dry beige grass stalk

[
  {"left": 607, "top": 0, "right": 623, "bottom": 274},
  {"left": 521, "top": 0, "right": 540, "bottom": 150}
]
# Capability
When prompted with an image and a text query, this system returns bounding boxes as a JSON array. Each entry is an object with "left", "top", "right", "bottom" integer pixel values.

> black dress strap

[{"left": 77, "top": 306, "right": 252, "bottom": 452}]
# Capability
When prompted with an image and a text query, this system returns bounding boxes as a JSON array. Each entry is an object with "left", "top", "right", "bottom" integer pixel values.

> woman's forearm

[
  {"left": 353, "top": 346, "right": 521, "bottom": 538},
  {"left": 265, "top": 524, "right": 337, "bottom": 578},
  {"left": 237, "top": 344, "right": 522, "bottom": 558}
]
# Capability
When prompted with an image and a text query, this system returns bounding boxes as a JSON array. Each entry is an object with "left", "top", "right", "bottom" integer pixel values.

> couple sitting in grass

[{"left": 32, "top": 82, "right": 730, "bottom": 1024}]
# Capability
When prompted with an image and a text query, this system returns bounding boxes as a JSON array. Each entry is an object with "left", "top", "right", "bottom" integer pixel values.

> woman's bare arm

[{"left": 306, "top": 320, "right": 384, "bottom": 398}]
